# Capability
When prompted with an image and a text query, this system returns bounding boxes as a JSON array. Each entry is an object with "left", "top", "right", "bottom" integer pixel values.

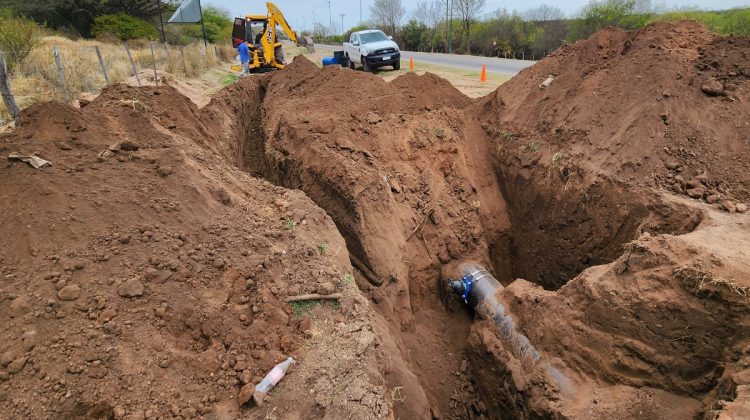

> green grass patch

[
  {"left": 220, "top": 73, "right": 238, "bottom": 85},
  {"left": 290, "top": 299, "right": 340, "bottom": 319}
]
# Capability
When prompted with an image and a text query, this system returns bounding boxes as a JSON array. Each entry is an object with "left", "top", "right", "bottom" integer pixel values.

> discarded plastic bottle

[{"left": 255, "top": 357, "right": 295, "bottom": 394}]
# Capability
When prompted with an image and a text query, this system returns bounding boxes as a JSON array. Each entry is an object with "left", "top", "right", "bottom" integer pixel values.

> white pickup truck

[{"left": 343, "top": 29, "right": 401, "bottom": 72}]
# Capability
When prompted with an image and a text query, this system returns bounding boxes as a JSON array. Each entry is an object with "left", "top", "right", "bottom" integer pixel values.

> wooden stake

[
  {"left": 0, "top": 50, "right": 20, "bottom": 124},
  {"left": 149, "top": 42, "right": 159, "bottom": 86},
  {"left": 94, "top": 46, "right": 110, "bottom": 86},
  {"left": 52, "top": 46, "right": 69, "bottom": 102},
  {"left": 180, "top": 46, "right": 188, "bottom": 76},
  {"left": 124, "top": 42, "right": 141, "bottom": 87},
  {"left": 285, "top": 293, "right": 343, "bottom": 303}
]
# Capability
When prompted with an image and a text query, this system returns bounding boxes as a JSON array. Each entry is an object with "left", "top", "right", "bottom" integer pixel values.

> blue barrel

[{"left": 322, "top": 57, "right": 336, "bottom": 66}]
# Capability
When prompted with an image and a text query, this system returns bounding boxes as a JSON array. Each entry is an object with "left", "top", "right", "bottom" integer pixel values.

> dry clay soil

[{"left": 2, "top": 21, "right": 750, "bottom": 419}]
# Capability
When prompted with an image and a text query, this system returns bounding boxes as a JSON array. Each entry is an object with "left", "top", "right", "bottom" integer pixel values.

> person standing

[{"left": 237, "top": 40, "right": 250, "bottom": 75}]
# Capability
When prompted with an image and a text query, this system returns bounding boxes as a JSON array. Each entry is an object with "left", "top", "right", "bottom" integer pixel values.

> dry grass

[
  {"left": 2, "top": 36, "right": 235, "bottom": 121},
  {"left": 675, "top": 267, "right": 750, "bottom": 303}
]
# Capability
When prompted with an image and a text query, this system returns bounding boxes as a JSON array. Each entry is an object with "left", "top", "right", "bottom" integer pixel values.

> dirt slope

[{"left": 0, "top": 84, "right": 389, "bottom": 419}]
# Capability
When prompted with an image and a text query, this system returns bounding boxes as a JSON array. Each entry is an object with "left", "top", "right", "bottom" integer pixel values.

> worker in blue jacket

[{"left": 237, "top": 39, "right": 250, "bottom": 75}]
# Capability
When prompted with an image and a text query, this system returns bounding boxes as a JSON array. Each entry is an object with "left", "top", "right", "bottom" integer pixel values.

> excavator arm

[{"left": 266, "top": 2, "right": 297, "bottom": 44}]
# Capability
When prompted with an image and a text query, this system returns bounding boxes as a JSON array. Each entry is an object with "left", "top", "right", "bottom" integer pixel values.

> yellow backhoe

[{"left": 231, "top": 2, "right": 298, "bottom": 72}]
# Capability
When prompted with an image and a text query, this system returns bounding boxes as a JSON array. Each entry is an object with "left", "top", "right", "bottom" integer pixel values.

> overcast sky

[{"left": 204, "top": 0, "right": 750, "bottom": 34}]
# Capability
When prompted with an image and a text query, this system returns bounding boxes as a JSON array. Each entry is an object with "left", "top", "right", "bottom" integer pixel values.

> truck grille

[{"left": 374, "top": 48, "right": 396, "bottom": 55}]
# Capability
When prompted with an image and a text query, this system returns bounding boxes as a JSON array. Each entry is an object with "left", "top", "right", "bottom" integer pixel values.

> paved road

[{"left": 315, "top": 44, "right": 535, "bottom": 76}]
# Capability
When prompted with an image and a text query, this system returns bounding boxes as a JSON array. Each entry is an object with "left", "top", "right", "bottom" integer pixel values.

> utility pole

[
  {"left": 360, "top": 0, "right": 362, "bottom": 25},
  {"left": 445, "top": 0, "right": 448, "bottom": 53},
  {"left": 327, "top": 1, "right": 332, "bottom": 35},
  {"left": 312, "top": 10, "right": 316, "bottom": 36},
  {"left": 339, "top": 13, "right": 345, "bottom": 35},
  {"left": 448, "top": 0, "right": 452, "bottom": 54}
]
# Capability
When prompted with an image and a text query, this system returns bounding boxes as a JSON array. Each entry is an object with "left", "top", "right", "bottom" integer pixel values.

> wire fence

[{"left": 1, "top": 37, "right": 236, "bottom": 125}]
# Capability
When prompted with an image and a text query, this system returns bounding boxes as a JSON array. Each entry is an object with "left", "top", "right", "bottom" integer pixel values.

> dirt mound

[
  {"left": 0, "top": 84, "right": 389, "bottom": 418},
  {"left": 477, "top": 21, "right": 750, "bottom": 203}
]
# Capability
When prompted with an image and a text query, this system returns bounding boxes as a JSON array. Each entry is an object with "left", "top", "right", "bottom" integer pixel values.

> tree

[
  {"left": 0, "top": 9, "right": 41, "bottom": 71},
  {"left": 452, "top": 0, "right": 485, "bottom": 53},
  {"left": 401, "top": 19, "right": 428, "bottom": 50},
  {"left": 413, "top": 0, "right": 443, "bottom": 51},
  {"left": 370, "top": 0, "right": 405, "bottom": 35},
  {"left": 523, "top": 4, "right": 564, "bottom": 22},
  {"left": 92, "top": 12, "right": 158, "bottom": 40},
  {"left": 568, "top": 0, "right": 652, "bottom": 40},
  {"left": 0, "top": 0, "right": 162, "bottom": 38}
]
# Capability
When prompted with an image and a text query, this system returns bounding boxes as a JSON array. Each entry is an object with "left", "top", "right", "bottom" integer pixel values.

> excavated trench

[{"left": 210, "top": 72, "right": 705, "bottom": 418}]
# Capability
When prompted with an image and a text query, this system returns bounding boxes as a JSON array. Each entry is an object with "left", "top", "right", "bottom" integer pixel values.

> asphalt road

[{"left": 315, "top": 44, "right": 535, "bottom": 76}]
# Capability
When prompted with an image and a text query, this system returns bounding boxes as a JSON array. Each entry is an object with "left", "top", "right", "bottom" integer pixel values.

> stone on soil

[{"left": 118, "top": 278, "right": 144, "bottom": 297}]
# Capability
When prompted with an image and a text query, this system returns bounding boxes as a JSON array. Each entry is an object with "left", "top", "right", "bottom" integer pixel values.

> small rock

[
  {"left": 366, "top": 113, "right": 383, "bottom": 124},
  {"left": 156, "top": 166, "right": 173, "bottom": 177},
  {"left": 356, "top": 331, "right": 375, "bottom": 355},
  {"left": 317, "top": 282, "right": 336, "bottom": 295},
  {"left": 57, "top": 284, "right": 81, "bottom": 301},
  {"left": 736, "top": 203, "right": 748, "bottom": 213},
  {"left": 701, "top": 77, "right": 724, "bottom": 96},
  {"left": 706, "top": 194, "right": 721, "bottom": 204},
  {"left": 113, "top": 405, "right": 126, "bottom": 419},
  {"left": 685, "top": 179, "right": 702, "bottom": 189},
  {"left": 118, "top": 278, "right": 144, "bottom": 298},
  {"left": 664, "top": 160, "right": 679, "bottom": 170},
  {"left": 239, "top": 369, "right": 253, "bottom": 385},
  {"left": 120, "top": 141, "right": 139, "bottom": 151},
  {"left": 298, "top": 316, "right": 312, "bottom": 333},
  {"left": 686, "top": 187, "right": 705, "bottom": 199},
  {"left": 7, "top": 356, "right": 27, "bottom": 374},
  {"left": 158, "top": 358, "right": 171, "bottom": 368},
  {"left": 720, "top": 200, "right": 737, "bottom": 213},
  {"left": 460, "top": 359, "right": 468, "bottom": 373},
  {"left": 238, "top": 384, "right": 255, "bottom": 405}
]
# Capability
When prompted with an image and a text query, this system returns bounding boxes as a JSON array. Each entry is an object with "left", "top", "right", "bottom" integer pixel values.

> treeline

[
  {"left": 357, "top": 0, "right": 750, "bottom": 57},
  {"left": 0, "top": 0, "right": 234, "bottom": 45}
]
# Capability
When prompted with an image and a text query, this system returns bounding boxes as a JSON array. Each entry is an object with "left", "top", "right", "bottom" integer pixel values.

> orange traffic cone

[
  {"left": 409, "top": 56, "right": 414, "bottom": 71},
  {"left": 480, "top": 64, "right": 487, "bottom": 82}
]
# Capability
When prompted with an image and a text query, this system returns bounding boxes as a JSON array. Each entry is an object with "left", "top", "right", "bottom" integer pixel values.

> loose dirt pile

[
  {"left": 0, "top": 84, "right": 389, "bottom": 419},
  {"left": 2, "top": 20, "right": 750, "bottom": 420}
]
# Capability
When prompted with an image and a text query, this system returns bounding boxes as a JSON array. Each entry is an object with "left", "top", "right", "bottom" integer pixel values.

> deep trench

[{"left": 226, "top": 86, "right": 704, "bottom": 418}]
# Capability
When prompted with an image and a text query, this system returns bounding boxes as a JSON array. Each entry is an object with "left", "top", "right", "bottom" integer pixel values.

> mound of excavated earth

[{"left": 2, "top": 20, "right": 750, "bottom": 420}]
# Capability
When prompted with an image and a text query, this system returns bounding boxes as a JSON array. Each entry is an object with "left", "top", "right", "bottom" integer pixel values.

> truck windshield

[{"left": 360, "top": 31, "right": 388, "bottom": 44}]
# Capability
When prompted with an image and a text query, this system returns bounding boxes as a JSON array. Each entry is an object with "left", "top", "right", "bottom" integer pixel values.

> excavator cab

[{"left": 230, "top": 2, "right": 297, "bottom": 73}]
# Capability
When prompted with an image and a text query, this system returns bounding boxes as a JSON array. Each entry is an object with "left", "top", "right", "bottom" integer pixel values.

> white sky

[{"left": 205, "top": 0, "right": 750, "bottom": 34}]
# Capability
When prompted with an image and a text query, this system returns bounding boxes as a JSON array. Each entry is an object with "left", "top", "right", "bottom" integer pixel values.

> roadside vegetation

[{"left": 309, "top": 0, "right": 750, "bottom": 58}]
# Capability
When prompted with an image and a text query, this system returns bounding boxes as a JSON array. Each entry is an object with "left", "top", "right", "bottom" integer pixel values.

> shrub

[
  {"left": 92, "top": 13, "right": 158, "bottom": 41},
  {"left": 0, "top": 9, "right": 42, "bottom": 71}
]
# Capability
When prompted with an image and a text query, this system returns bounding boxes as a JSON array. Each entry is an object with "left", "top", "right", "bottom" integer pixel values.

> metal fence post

[
  {"left": 180, "top": 46, "right": 188, "bottom": 75},
  {"left": 94, "top": 46, "right": 110, "bottom": 86},
  {"left": 163, "top": 42, "right": 170, "bottom": 72},
  {"left": 149, "top": 42, "right": 159, "bottom": 86},
  {"left": 124, "top": 42, "right": 141, "bottom": 87},
  {"left": 0, "top": 50, "right": 20, "bottom": 124},
  {"left": 52, "top": 46, "right": 69, "bottom": 102}
]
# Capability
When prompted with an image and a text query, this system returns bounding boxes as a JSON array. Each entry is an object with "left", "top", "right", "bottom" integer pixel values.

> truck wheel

[
  {"left": 393, "top": 61, "right": 401, "bottom": 70},
  {"left": 348, "top": 58, "right": 355, "bottom": 70},
  {"left": 362, "top": 58, "right": 371, "bottom": 72}
]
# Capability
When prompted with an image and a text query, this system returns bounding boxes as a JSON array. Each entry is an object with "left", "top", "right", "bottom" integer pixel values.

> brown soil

[{"left": 2, "top": 20, "right": 750, "bottom": 420}]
